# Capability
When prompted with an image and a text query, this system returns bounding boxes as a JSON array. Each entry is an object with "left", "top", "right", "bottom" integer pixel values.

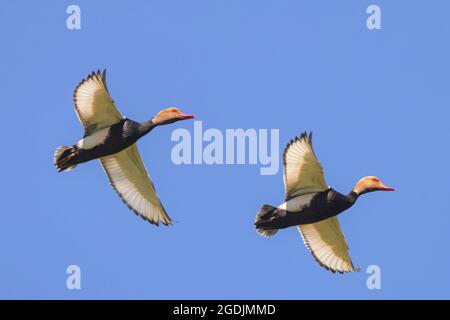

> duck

[
  {"left": 54, "top": 70, "right": 194, "bottom": 226},
  {"left": 254, "top": 132, "right": 394, "bottom": 273}
]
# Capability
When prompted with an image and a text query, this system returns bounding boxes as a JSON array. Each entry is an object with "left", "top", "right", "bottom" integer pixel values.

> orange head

[
  {"left": 353, "top": 176, "right": 395, "bottom": 195},
  {"left": 152, "top": 107, "right": 195, "bottom": 125}
]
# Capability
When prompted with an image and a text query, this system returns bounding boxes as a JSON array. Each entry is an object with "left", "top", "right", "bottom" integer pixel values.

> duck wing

[
  {"left": 283, "top": 132, "right": 329, "bottom": 199},
  {"left": 297, "top": 217, "right": 356, "bottom": 273},
  {"left": 100, "top": 144, "right": 172, "bottom": 226},
  {"left": 73, "top": 70, "right": 124, "bottom": 136}
]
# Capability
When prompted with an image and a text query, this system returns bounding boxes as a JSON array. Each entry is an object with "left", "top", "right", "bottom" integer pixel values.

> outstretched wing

[
  {"left": 297, "top": 217, "right": 356, "bottom": 273},
  {"left": 283, "top": 132, "right": 329, "bottom": 199},
  {"left": 100, "top": 144, "right": 172, "bottom": 226},
  {"left": 73, "top": 69, "right": 124, "bottom": 136}
]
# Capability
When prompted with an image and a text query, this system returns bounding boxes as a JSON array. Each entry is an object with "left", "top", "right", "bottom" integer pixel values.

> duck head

[
  {"left": 353, "top": 176, "right": 395, "bottom": 195},
  {"left": 152, "top": 107, "right": 195, "bottom": 125}
]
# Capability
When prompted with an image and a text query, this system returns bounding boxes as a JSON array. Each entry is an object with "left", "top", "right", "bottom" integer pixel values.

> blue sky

[{"left": 0, "top": 0, "right": 449, "bottom": 299}]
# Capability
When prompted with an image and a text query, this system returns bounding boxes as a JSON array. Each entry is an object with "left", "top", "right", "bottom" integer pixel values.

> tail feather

[
  {"left": 54, "top": 146, "right": 78, "bottom": 172},
  {"left": 255, "top": 205, "right": 279, "bottom": 237}
]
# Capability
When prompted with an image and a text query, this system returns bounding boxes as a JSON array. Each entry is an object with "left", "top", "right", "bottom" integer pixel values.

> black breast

[{"left": 109, "top": 119, "right": 141, "bottom": 145}]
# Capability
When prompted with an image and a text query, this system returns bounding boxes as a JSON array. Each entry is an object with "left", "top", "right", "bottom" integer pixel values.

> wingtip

[{"left": 297, "top": 131, "right": 314, "bottom": 146}]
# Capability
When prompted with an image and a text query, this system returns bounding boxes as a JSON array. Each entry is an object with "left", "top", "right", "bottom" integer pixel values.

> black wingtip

[
  {"left": 299, "top": 131, "right": 308, "bottom": 141},
  {"left": 101, "top": 69, "right": 109, "bottom": 92},
  {"left": 298, "top": 131, "right": 313, "bottom": 144}
]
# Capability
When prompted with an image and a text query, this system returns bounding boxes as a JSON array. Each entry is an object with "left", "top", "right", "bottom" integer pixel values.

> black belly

[
  {"left": 74, "top": 119, "right": 141, "bottom": 164},
  {"left": 276, "top": 189, "right": 355, "bottom": 228}
]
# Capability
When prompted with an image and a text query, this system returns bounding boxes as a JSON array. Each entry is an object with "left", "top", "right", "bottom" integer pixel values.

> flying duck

[
  {"left": 255, "top": 132, "right": 394, "bottom": 273},
  {"left": 54, "top": 70, "right": 194, "bottom": 226}
]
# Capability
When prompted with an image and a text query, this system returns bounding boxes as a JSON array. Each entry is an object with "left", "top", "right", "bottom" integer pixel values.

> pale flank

[{"left": 75, "top": 127, "right": 110, "bottom": 150}]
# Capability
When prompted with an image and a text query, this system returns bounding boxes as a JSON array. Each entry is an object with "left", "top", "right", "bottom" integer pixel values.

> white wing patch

[
  {"left": 297, "top": 217, "right": 356, "bottom": 274},
  {"left": 283, "top": 132, "right": 328, "bottom": 199},
  {"left": 74, "top": 70, "right": 123, "bottom": 135},
  {"left": 100, "top": 144, "right": 172, "bottom": 226}
]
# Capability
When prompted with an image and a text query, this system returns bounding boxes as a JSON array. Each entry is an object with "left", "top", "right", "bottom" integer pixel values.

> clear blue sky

[{"left": 0, "top": 0, "right": 449, "bottom": 299}]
